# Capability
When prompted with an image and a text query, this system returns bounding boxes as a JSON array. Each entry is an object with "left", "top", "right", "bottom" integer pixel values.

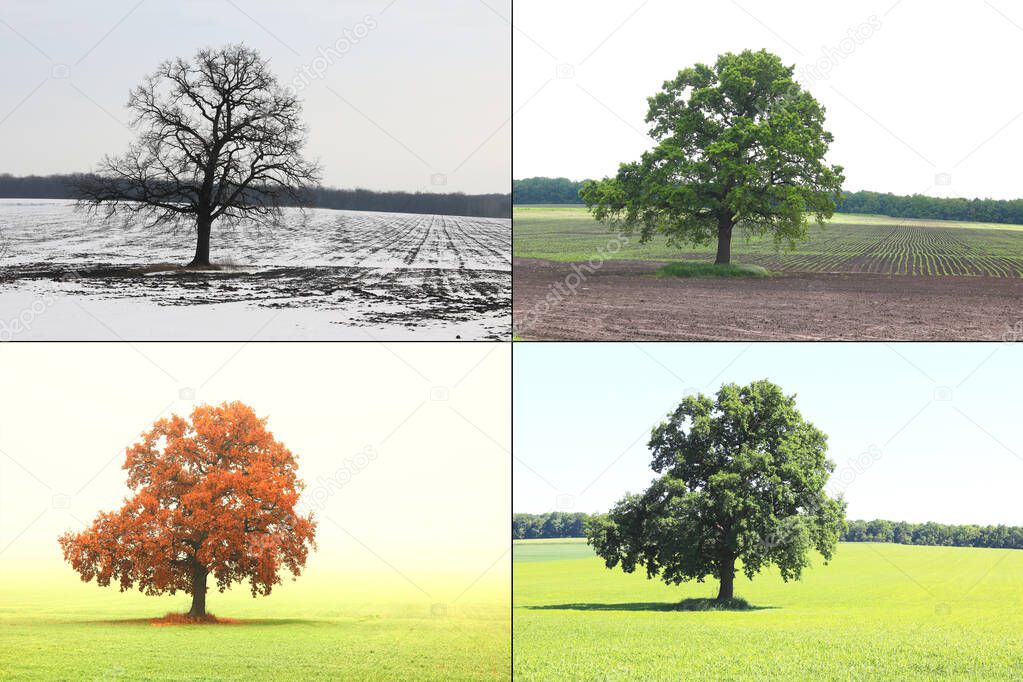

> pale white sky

[
  {"left": 513, "top": 0, "right": 1023, "bottom": 200},
  {"left": 514, "top": 343, "right": 1023, "bottom": 527},
  {"left": 0, "top": 343, "right": 509, "bottom": 599},
  {"left": 0, "top": 0, "right": 510, "bottom": 194}
]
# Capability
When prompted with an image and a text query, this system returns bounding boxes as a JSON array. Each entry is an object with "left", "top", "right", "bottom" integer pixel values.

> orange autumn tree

[{"left": 59, "top": 401, "right": 316, "bottom": 619}]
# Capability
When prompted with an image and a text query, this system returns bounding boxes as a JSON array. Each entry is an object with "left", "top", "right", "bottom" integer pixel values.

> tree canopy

[
  {"left": 513, "top": 512, "right": 589, "bottom": 539},
  {"left": 59, "top": 401, "right": 316, "bottom": 618},
  {"left": 509, "top": 175, "right": 1023, "bottom": 227},
  {"left": 587, "top": 380, "right": 846, "bottom": 601},
  {"left": 512, "top": 177, "right": 586, "bottom": 204},
  {"left": 515, "top": 512, "right": 1023, "bottom": 550},
  {"left": 73, "top": 44, "right": 320, "bottom": 267},
  {"left": 836, "top": 190, "right": 1023, "bottom": 224},
  {"left": 580, "top": 49, "right": 844, "bottom": 264}
]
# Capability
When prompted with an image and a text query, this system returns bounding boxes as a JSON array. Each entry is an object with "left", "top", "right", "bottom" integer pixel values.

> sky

[
  {"left": 0, "top": 343, "right": 509, "bottom": 601},
  {"left": 514, "top": 342, "right": 1023, "bottom": 526},
  {"left": 513, "top": 0, "right": 1023, "bottom": 200},
  {"left": 0, "top": 0, "right": 510, "bottom": 194}
]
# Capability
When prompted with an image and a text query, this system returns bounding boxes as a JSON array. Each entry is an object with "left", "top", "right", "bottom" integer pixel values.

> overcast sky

[
  {"left": 514, "top": 0, "right": 1023, "bottom": 200},
  {"left": 514, "top": 343, "right": 1023, "bottom": 527},
  {"left": 0, "top": 0, "right": 510, "bottom": 194},
  {"left": 0, "top": 343, "right": 509, "bottom": 601}
]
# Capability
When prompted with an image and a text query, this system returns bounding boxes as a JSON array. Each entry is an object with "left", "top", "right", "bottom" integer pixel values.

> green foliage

[
  {"left": 516, "top": 177, "right": 1023, "bottom": 227},
  {"left": 840, "top": 190, "right": 1023, "bottom": 226},
  {"left": 581, "top": 49, "right": 844, "bottom": 263},
  {"left": 512, "top": 177, "right": 586, "bottom": 204},
  {"left": 513, "top": 512, "right": 589, "bottom": 540},
  {"left": 587, "top": 380, "right": 846, "bottom": 597},
  {"left": 514, "top": 539, "right": 1023, "bottom": 680},
  {"left": 513, "top": 513, "right": 1023, "bottom": 551},
  {"left": 843, "top": 519, "right": 1023, "bottom": 548},
  {"left": 655, "top": 261, "right": 770, "bottom": 278}
]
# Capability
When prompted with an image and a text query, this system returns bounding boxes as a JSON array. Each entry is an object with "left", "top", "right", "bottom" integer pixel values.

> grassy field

[
  {"left": 513, "top": 205, "right": 1023, "bottom": 277},
  {"left": 0, "top": 566, "right": 509, "bottom": 681},
  {"left": 513, "top": 538, "right": 1023, "bottom": 680}
]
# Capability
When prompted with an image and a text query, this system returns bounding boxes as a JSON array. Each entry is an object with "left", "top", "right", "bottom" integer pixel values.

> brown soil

[{"left": 513, "top": 258, "right": 1023, "bottom": 340}]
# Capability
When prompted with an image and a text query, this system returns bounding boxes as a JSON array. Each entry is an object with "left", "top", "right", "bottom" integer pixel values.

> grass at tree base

[{"left": 655, "top": 261, "right": 771, "bottom": 278}]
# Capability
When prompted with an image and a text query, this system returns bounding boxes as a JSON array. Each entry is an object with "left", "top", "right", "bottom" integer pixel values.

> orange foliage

[{"left": 59, "top": 402, "right": 316, "bottom": 604}]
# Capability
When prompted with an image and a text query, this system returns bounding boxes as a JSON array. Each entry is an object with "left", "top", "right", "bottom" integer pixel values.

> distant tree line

[
  {"left": 512, "top": 177, "right": 585, "bottom": 204},
  {"left": 514, "top": 512, "right": 1023, "bottom": 549},
  {"left": 0, "top": 173, "right": 511, "bottom": 219},
  {"left": 836, "top": 190, "right": 1023, "bottom": 225},
  {"left": 512, "top": 512, "right": 589, "bottom": 539},
  {"left": 308, "top": 186, "right": 509, "bottom": 218},
  {"left": 843, "top": 519, "right": 1023, "bottom": 549},
  {"left": 513, "top": 176, "right": 1023, "bottom": 226},
  {"left": 0, "top": 173, "right": 70, "bottom": 199}
]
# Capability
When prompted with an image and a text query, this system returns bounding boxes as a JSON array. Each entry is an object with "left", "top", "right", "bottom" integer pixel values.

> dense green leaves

[
  {"left": 587, "top": 380, "right": 846, "bottom": 598},
  {"left": 512, "top": 177, "right": 586, "bottom": 204},
  {"left": 838, "top": 190, "right": 1023, "bottom": 225},
  {"left": 581, "top": 49, "right": 844, "bottom": 263},
  {"left": 514, "top": 512, "right": 1023, "bottom": 551},
  {"left": 843, "top": 519, "right": 1023, "bottom": 548},
  {"left": 513, "top": 512, "right": 589, "bottom": 539},
  {"left": 511, "top": 176, "right": 1023, "bottom": 228}
]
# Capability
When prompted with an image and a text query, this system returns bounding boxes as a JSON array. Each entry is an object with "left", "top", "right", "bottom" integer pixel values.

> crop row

[{"left": 714, "top": 224, "right": 1023, "bottom": 277}]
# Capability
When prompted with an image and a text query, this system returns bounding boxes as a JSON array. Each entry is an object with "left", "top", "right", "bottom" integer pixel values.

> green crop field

[
  {"left": 0, "top": 567, "right": 509, "bottom": 681},
  {"left": 513, "top": 538, "right": 1023, "bottom": 681},
  {"left": 513, "top": 205, "right": 1023, "bottom": 277}
]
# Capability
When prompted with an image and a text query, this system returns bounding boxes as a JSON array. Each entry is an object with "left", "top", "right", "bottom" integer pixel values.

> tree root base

[{"left": 150, "top": 612, "right": 239, "bottom": 626}]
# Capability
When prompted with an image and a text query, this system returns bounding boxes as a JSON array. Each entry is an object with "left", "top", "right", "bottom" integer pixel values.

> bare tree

[{"left": 73, "top": 44, "right": 321, "bottom": 267}]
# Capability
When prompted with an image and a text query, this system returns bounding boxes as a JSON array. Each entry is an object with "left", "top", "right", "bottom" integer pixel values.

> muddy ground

[
  {"left": 1, "top": 262, "right": 509, "bottom": 339},
  {"left": 513, "top": 258, "right": 1023, "bottom": 341}
]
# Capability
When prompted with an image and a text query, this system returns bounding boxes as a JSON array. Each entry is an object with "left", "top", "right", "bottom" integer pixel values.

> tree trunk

[
  {"left": 714, "top": 215, "right": 734, "bottom": 265},
  {"left": 716, "top": 554, "right": 736, "bottom": 601},
  {"left": 189, "top": 216, "right": 212, "bottom": 267},
  {"left": 187, "top": 564, "right": 208, "bottom": 618}
]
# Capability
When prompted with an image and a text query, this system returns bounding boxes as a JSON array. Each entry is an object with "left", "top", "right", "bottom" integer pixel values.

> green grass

[
  {"left": 655, "top": 262, "right": 770, "bottom": 278},
  {"left": 0, "top": 567, "right": 509, "bottom": 681},
  {"left": 513, "top": 205, "right": 1023, "bottom": 277},
  {"left": 513, "top": 539, "right": 1023, "bottom": 680}
]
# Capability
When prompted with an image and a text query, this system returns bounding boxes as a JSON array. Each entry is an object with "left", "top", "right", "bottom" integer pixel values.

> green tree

[
  {"left": 892, "top": 521, "right": 913, "bottom": 544},
  {"left": 587, "top": 380, "right": 846, "bottom": 602},
  {"left": 512, "top": 177, "right": 586, "bottom": 204},
  {"left": 581, "top": 49, "right": 844, "bottom": 265}
]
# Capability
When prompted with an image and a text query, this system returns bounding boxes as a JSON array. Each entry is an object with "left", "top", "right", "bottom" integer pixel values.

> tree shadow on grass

[
  {"left": 80, "top": 616, "right": 317, "bottom": 627},
  {"left": 226, "top": 618, "right": 318, "bottom": 627},
  {"left": 525, "top": 598, "right": 777, "bottom": 613}
]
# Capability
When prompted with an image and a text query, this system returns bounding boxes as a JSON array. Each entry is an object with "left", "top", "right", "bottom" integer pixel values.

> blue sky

[{"left": 514, "top": 343, "right": 1023, "bottom": 526}]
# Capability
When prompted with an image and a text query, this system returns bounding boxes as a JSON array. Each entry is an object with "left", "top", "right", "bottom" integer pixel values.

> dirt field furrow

[{"left": 513, "top": 258, "right": 1023, "bottom": 341}]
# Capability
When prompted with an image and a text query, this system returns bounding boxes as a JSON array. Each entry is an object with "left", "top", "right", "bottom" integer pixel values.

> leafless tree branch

[{"left": 71, "top": 43, "right": 321, "bottom": 267}]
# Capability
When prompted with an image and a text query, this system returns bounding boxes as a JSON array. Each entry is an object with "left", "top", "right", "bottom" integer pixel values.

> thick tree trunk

[
  {"left": 187, "top": 564, "right": 208, "bottom": 618},
  {"left": 714, "top": 215, "right": 734, "bottom": 265},
  {"left": 189, "top": 216, "right": 212, "bottom": 267},
  {"left": 716, "top": 554, "right": 736, "bottom": 601}
]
